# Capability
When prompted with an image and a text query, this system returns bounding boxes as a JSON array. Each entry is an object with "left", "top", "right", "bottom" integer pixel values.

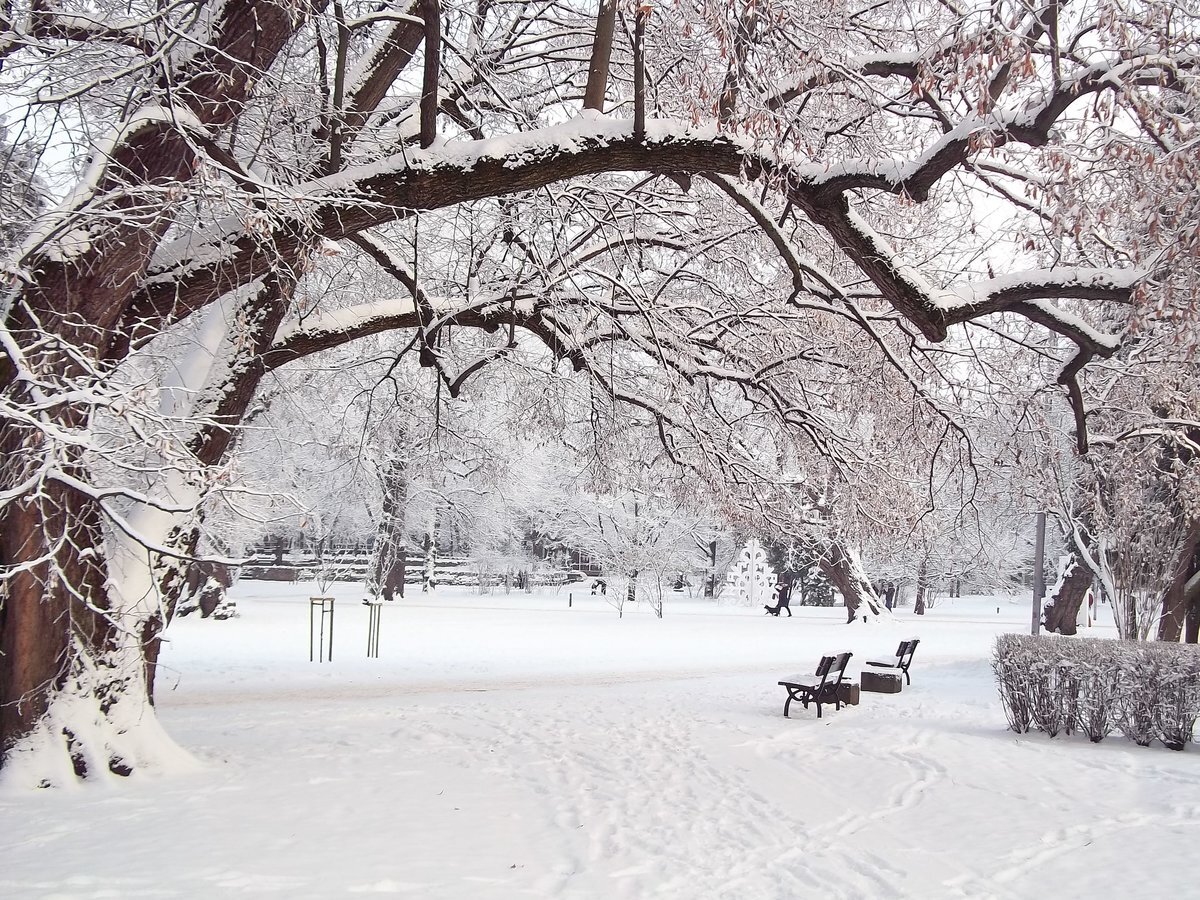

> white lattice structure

[{"left": 725, "top": 539, "right": 776, "bottom": 607}]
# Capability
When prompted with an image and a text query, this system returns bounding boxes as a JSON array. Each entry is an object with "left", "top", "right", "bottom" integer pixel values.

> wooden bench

[
  {"left": 778, "top": 652, "right": 853, "bottom": 719},
  {"left": 865, "top": 638, "right": 919, "bottom": 685}
]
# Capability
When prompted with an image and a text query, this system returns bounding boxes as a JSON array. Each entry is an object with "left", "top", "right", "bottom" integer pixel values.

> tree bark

[
  {"left": 1043, "top": 554, "right": 1094, "bottom": 636},
  {"left": 913, "top": 561, "right": 929, "bottom": 616},
  {"left": 705, "top": 540, "right": 717, "bottom": 598},
  {"left": 419, "top": 0, "right": 441, "bottom": 148},
  {"left": 0, "top": 457, "right": 127, "bottom": 776},
  {"left": 422, "top": 528, "right": 437, "bottom": 592},
  {"left": 818, "top": 541, "right": 883, "bottom": 623},
  {"left": 373, "top": 432, "right": 410, "bottom": 601},
  {"left": 632, "top": 6, "right": 647, "bottom": 141},
  {"left": 583, "top": 0, "right": 618, "bottom": 112},
  {"left": 1156, "top": 521, "right": 1200, "bottom": 642}
]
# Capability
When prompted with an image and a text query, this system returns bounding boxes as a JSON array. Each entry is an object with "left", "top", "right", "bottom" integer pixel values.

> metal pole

[
  {"left": 365, "top": 604, "right": 381, "bottom": 658},
  {"left": 1031, "top": 511, "right": 1046, "bottom": 636}
]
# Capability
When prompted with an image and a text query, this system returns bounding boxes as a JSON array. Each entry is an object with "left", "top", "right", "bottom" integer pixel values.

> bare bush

[{"left": 992, "top": 636, "right": 1200, "bottom": 750}]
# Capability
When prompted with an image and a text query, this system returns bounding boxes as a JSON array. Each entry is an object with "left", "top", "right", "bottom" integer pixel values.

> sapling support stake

[
  {"left": 365, "top": 600, "right": 382, "bottom": 658},
  {"left": 310, "top": 597, "right": 335, "bottom": 662}
]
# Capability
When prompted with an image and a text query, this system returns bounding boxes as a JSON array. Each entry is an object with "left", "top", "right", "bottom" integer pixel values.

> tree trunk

[
  {"left": 705, "top": 540, "right": 717, "bottom": 598},
  {"left": 419, "top": 0, "right": 441, "bottom": 148},
  {"left": 1043, "top": 554, "right": 1094, "bottom": 636},
  {"left": 422, "top": 527, "right": 437, "bottom": 592},
  {"left": 373, "top": 435, "right": 410, "bottom": 601},
  {"left": 1157, "top": 521, "right": 1199, "bottom": 642},
  {"left": 913, "top": 561, "right": 929, "bottom": 616},
  {"left": 818, "top": 542, "right": 883, "bottom": 623},
  {"left": 583, "top": 0, "right": 618, "bottom": 112},
  {"left": 632, "top": 6, "right": 647, "bottom": 141},
  {"left": 0, "top": 451, "right": 167, "bottom": 782},
  {"left": 173, "top": 559, "right": 236, "bottom": 620}
]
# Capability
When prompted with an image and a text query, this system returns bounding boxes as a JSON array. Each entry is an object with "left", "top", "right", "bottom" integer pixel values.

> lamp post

[{"left": 1031, "top": 512, "right": 1046, "bottom": 635}]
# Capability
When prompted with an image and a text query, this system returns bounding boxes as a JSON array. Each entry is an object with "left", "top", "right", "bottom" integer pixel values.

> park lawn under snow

[{"left": 2, "top": 585, "right": 1197, "bottom": 899}]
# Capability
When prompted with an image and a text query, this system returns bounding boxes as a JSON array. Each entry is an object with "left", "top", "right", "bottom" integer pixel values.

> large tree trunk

[
  {"left": 1043, "top": 553, "right": 1094, "bottom": 636},
  {"left": 913, "top": 561, "right": 929, "bottom": 615},
  {"left": 373, "top": 433, "right": 410, "bottom": 601},
  {"left": 0, "top": 447, "right": 189, "bottom": 783},
  {"left": 1157, "top": 521, "right": 1200, "bottom": 642},
  {"left": 1186, "top": 590, "right": 1200, "bottom": 644},
  {"left": 0, "top": 0, "right": 316, "bottom": 782},
  {"left": 819, "top": 542, "right": 883, "bottom": 623}
]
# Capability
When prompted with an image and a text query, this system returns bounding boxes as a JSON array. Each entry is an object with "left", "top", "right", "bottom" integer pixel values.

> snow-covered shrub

[
  {"left": 1113, "top": 646, "right": 1159, "bottom": 747},
  {"left": 1030, "top": 655, "right": 1078, "bottom": 737},
  {"left": 992, "top": 635, "right": 1200, "bottom": 749},
  {"left": 1151, "top": 647, "right": 1200, "bottom": 751},
  {"left": 1071, "top": 649, "right": 1118, "bottom": 744},
  {"left": 992, "top": 635, "right": 1035, "bottom": 733}
]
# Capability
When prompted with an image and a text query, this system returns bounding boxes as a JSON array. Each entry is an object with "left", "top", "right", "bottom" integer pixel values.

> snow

[
  {"left": 2, "top": 585, "right": 1195, "bottom": 898},
  {"left": 308, "top": 117, "right": 738, "bottom": 196}
]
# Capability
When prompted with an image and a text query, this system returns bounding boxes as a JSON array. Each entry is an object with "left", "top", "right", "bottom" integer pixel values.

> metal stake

[{"left": 310, "top": 597, "right": 335, "bottom": 662}]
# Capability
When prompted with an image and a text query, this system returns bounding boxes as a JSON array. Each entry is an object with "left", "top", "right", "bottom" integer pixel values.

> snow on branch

[
  {"left": 796, "top": 53, "right": 1200, "bottom": 201},
  {"left": 25, "top": 7, "right": 158, "bottom": 54},
  {"left": 122, "top": 112, "right": 1147, "bottom": 418},
  {"left": 938, "top": 268, "right": 1139, "bottom": 347}
]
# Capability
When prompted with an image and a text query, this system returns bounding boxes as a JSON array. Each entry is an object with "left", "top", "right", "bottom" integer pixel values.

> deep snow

[{"left": 2, "top": 584, "right": 1196, "bottom": 899}]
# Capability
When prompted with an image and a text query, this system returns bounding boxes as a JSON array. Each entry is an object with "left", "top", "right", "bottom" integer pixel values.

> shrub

[
  {"left": 992, "top": 634, "right": 1200, "bottom": 750},
  {"left": 992, "top": 635, "right": 1034, "bottom": 734}
]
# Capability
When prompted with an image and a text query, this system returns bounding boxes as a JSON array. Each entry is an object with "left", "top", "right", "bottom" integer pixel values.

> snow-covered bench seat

[
  {"left": 778, "top": 652, "right": 853, "bottom": 719},
  {"left": 865, "top": 639, "right": 920, "bottom": 685}
]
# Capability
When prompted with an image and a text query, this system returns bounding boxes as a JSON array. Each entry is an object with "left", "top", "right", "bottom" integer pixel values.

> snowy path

[{"left": 2, "top": 587, "right": 1196, "bottom": 898}]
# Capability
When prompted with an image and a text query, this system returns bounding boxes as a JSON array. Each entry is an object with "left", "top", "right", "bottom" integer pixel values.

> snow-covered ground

[{"left": 3, "top": 584, "right": 1196, "bottom": 899}]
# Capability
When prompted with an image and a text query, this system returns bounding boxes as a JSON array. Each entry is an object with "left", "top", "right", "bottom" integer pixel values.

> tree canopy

[{"left": 1, "top": 0, "right": 1198, "bottom": 783}]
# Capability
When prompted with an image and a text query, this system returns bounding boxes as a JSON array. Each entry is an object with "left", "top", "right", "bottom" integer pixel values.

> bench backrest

[
  {"left": 830, "top": 651, "right": 852, "bottom": 681},
  {"left": 813, "top": 651, "right": 852, "bottom": 683},
  {"left": 893, "top": 639, "right": 919, "bottom": 669}
]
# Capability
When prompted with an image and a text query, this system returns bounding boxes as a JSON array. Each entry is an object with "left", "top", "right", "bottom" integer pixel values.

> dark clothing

[{"left": 764, "top": 582, "right": 793, "bottom": 616}]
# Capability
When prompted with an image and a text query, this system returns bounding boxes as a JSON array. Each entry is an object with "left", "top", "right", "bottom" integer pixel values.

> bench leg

[{"left": 783, "top": 693, "right": 793, "bottom": 718}]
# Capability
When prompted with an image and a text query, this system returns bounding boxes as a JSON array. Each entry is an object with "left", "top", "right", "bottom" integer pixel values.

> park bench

[
  {"left": 863, "top": 639, "right": 919, "bottom": 691},
  {"left": 778, "top": 652, "right": 853, "bottom": 719}
]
